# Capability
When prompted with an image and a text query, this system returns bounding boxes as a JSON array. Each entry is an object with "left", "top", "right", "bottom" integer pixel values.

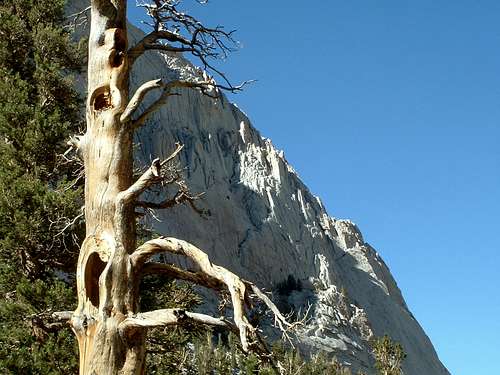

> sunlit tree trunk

[{"left": 71, "top": 1, "right": 145, "bottom": 373}]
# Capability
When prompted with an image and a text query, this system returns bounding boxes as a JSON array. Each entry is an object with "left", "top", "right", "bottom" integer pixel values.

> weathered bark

[{"left": 72, "top": 1, "right": 144, "bottom": 373}]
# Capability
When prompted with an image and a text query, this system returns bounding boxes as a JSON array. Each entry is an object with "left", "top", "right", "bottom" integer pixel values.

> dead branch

[
  {"left": 29, "top": 310, "right": 73, "bottom": 338},
  {"left": 131, "top": 79, "right": 218, "bottom": 130},
  {"left": 136, "top": 184, "right": 204, "bottom": 212},
  {"left": 119, "top": 308, "right": 237, "bottom": 332},
  {"left": 130, "top": 237, "right": 294, "bottom": 352},
  {"left": 128, "top": 0, "right": 249, "bottom": 92},
  {"left": 127, "top": 77, "right": 252, "bottom": 129},
  {"left": 120, "top": 79, "right": 164, "bottom": 123},
  {"left": 59, "top": 134, "right": 85, "bottom": 168},
  {"left": 66, "top": 134, "right": 85, "bottom": 152},
  {"left": 140, "top": 262, "right": 303, "bottom": 347},
  {"left": 65, "top": 6, "right": 91, "bottom": 31},
  {"left": 51, "top": 311, "right": 74, "bottom": 322},
  {"left": 52, "top": 208, "right": 85, "bottom": 238},
  {"left": 128, "top": 30, "right": 195, "bottom": 64},
  {"left": 117, "top": 143, "right": 184, "bottom": 205},
  {"left": 143, "top": 261, "right": 223, "bottom": 290}
]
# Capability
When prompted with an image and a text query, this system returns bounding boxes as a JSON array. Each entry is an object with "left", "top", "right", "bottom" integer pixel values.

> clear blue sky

[{"left": 128, "top": 2, "right": 500, "bottom": 374}]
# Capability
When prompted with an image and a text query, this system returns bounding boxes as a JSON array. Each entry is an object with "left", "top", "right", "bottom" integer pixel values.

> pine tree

[
  {"left": 372, "top": 335, "right": 407, "bottom": 375},
  {"left": 0, "top": 0, "right": 84, "bottom": 372}
]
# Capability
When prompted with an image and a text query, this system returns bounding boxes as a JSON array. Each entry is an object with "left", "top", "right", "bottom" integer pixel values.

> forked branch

[
  {"left": 117, "top": 143, "right": 184, "bottom": 205},
  {"left": 126, "top": 77, "right": 252, "bottom": 129},
  {"left": 130, "top": 78, "right": 253, "bottom": 130}
]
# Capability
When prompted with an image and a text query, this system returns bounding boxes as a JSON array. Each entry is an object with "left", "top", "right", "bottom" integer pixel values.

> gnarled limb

[
  {"left": 131, "top": 237, "right": 294, "bottom": 352},
  {"left": 142, "top": 262, "right": 223, "bottom": 290}
]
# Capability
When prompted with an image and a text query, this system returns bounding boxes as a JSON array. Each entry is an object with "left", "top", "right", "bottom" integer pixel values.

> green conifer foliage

[
  {"left": 0, "top": 0, "right": 84, "bottom": 278},
  {"left": 148, "top": 331, "right": 358, "bottom": 375},
  {"left": 140, "top": 274, "right": 204, "bottom": 373},
  {"left": 0, "top": 0, "right": 84, "bottom": 372},
  {"left": 372, "top": 335, "right": 407, "bottom": 375}
]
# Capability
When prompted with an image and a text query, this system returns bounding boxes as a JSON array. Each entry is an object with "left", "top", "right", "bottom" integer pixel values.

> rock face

[
  {"left": 132, "top": 53, "right": 450, "bottom": 375},
  {"left": 68, "top": 2, "right": 450, "bottom": 374}
]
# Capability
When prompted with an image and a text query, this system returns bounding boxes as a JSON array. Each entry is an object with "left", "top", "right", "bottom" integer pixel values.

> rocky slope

[{"left": 68, "top": 1, "right": 450, "bottom": 373}]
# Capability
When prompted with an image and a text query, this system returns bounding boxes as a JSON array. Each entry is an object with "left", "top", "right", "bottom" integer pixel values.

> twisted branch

[{"left": 130, "top": 237, "right": 295, "bottom": 352}]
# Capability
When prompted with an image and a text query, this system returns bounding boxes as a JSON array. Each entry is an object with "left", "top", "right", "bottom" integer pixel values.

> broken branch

[{"left": 117, "top": 143, "right": 184, "bottom": 205}]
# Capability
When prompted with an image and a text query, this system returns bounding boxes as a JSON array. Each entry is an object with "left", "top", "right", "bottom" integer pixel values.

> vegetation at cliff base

[{"left": 372, "top": 335, "right": 407, "bottom": 375}]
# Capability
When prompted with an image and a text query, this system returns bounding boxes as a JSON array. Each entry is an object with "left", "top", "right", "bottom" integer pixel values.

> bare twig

[
  {"left": 53, "top": 209, "right": 85, "bottom": 238},
  {"left": 65, "top": 6, "right": 91, "bottom": 31},
  {"left": 128, "top": 0, "right": 248, "bottom": 92}
]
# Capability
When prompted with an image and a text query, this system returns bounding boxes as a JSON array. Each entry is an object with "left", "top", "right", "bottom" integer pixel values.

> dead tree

[{"left": 53, "top": 1, "right": 291, "bottom": 374}]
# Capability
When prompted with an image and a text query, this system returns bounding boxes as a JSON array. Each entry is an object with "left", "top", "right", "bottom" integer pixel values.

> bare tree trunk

[
  {"left": 72, "top": 1, "right": 145, "bottom": 373},
  {"left": 58, "top": 1, "right": 295, "bottom": 374}
]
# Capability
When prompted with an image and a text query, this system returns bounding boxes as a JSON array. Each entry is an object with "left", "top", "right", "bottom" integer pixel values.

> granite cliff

[{"left": 68, "top": 1, "right": 450, "bottom": 373}]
